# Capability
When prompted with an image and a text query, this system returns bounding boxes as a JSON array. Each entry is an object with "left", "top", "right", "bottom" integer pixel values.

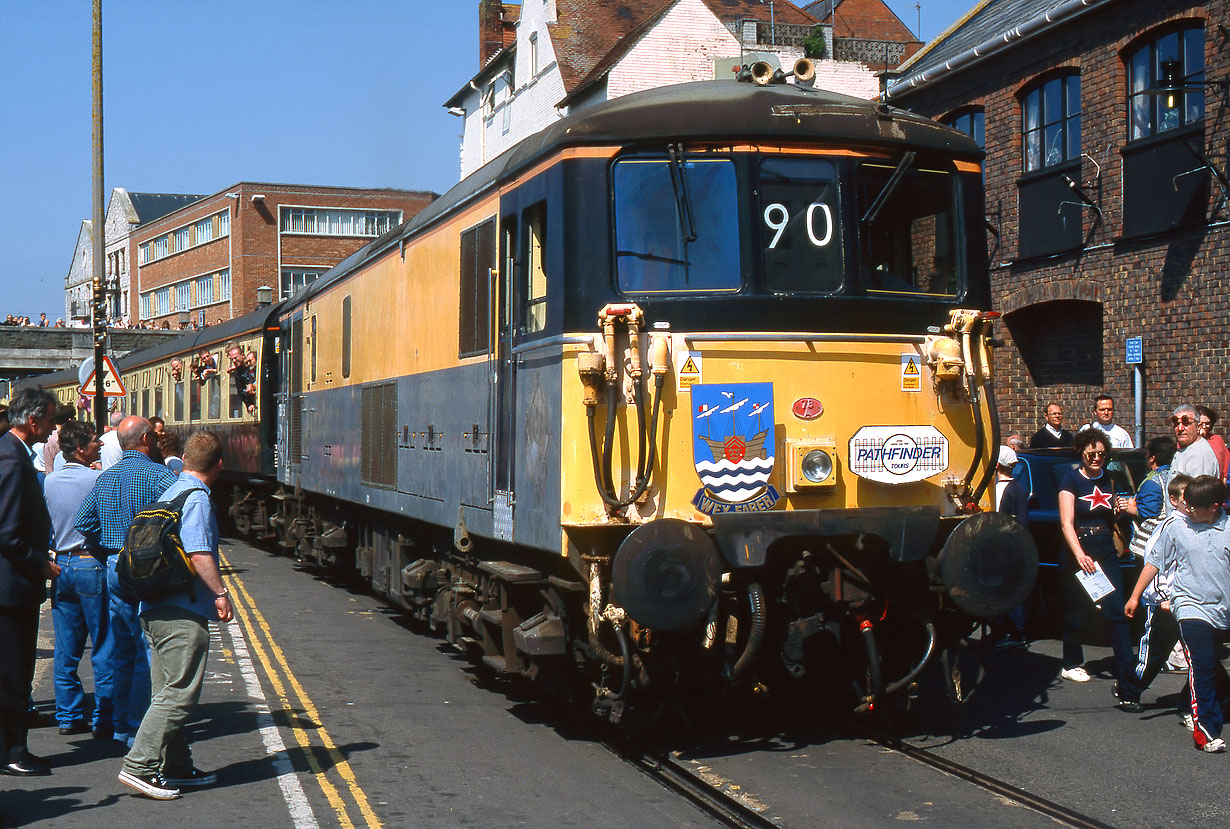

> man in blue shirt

[
  {"left": 118, "top": 431, "right": 233, "bottom": 800},
  {"left": 43, "top": 420, "right": 108, "bottom": 736},
  {"left": 74, "top": 416, "right": 177, "bottom": 747}
]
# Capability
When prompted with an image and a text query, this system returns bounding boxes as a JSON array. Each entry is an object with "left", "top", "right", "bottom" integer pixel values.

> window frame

[
  {"left": 1021, "top": 72, "right": 1081, "bottom": 174},
  {"left": 1126, "top": 23, "right": 1205, "bottom": 143}
]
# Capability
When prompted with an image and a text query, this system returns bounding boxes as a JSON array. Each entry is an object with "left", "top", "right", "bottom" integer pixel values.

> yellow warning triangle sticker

[
  {"left": 680, "top": 357, "right": 699, "bottom": 374},
  {"left": 903, "top": 358, "right": 919, "bottom": 375}
]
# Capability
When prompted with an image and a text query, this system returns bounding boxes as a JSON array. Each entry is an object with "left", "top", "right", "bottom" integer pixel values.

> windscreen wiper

[
  {"left": 667, "top": 143, "right": 697, "bottom": 244},
  {"left": 860, "top": 150, "right": 916, "bottom": 226}
]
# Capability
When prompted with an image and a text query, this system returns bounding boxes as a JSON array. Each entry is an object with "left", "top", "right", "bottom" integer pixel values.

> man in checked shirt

[{"left": 74, "top": 416, "right": 177, "bottom": 747}]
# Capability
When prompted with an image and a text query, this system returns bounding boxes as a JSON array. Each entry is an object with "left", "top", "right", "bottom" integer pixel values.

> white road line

[{"left": 224, "top": 616, "right": 320, "bottom": 828}]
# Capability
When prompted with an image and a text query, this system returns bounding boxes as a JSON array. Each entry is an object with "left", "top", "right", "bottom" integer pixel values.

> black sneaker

[
  {"left": 118, "top": 769, "right": 181, "bottom": 800},
  {"left": 162, "top": 767, "right": 216, "bottom": 788},
  {"left": 1116, "top": 699, "right": 1143, "bottom": 713},
  {"left": 58, "top": 722, "right": 90, "bottom": 736}
]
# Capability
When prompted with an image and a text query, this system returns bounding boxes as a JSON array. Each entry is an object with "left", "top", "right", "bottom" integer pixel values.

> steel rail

[
  {"left": 865, "top": 731, "right": 1115, "bottom": 829},
  {"left": 609, "top": 746, "right": 780, "bottom": 829}
]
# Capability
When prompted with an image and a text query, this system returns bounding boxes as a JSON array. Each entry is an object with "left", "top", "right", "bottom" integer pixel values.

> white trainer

[
  {"left": 1182, "top": 713, "right": 1196, "bottom": 732},
  {"left": 1198, "top": 737, "right": 1226, "bottom": 753},
  {"left": 1061, "top": 666, "right": 1091, "bottom": 683}
]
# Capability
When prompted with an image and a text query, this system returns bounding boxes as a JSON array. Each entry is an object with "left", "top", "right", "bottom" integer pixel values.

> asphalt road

[{"left": 5, "top": 537, "right": 1228, "bottom": 827}]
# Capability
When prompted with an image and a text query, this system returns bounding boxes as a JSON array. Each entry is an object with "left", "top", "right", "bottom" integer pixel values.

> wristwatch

[{"left": 215, "top": 588, "right": 229, "bottom": 599}]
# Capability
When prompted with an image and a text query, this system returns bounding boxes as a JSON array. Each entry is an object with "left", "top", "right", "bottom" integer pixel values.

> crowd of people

[
  {"left": 3, "top": 315, "right": 66, "bottom": 328},
  {"left": 2, "top": 314, "right": 230, "bottom": 331},
  {"left": 0, "top": 388, "right": 229, "bottom": 801},
  {"left": 997, "top": 395, "right": 1230, "bottom": 754}
]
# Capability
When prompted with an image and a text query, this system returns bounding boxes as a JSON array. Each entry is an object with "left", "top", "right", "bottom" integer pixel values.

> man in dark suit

[
  {"left": 0, "top": 387, "right": 59, "bottom": 776},
  {"left": 1029, "top": 402, "right": 1074, "bottom": 448}
]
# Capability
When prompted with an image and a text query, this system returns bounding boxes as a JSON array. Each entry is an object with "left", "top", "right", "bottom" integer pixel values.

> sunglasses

[
  {"left": 1171, "top": 416, "right": 1197, "bottom": 427},
  {"left": 1082, "top": 450, "right": 1106, "bottom": 459}
]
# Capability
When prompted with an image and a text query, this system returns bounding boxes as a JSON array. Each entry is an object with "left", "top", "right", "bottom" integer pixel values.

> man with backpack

[
  {"left": 74, "top": 416, "right": 177, "bottom": 747},
  {"left": 117, "top": 431, "right": 232, "bottom": 800}
]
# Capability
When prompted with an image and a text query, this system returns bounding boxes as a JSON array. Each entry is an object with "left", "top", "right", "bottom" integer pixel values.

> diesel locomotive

[{"left": 34, "top": 75, "right": 1037, "bottom": 723}]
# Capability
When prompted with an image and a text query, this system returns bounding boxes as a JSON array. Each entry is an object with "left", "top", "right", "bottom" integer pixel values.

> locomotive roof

[{"left": 289, "top": 80, "right": 982, "bottom": 308}]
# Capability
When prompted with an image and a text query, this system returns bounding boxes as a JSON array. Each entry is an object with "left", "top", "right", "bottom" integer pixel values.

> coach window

[
  {"left": 524, "top": 204, "right": 548, "bottom": 333},
  {"left": 857, "top": 161, "right": 959, "bottom": 296},
  {"left": 613, "top": 157, "right": 740, "bottom": 294},
  {"left": 190, "top": 375, "right": 202, "bottom": 422},
  {"left": 459, "top": 220, "right": 494, "bottom": 357},
  {"left": 1123, "top": 24, "right": 1208, "bottom": 237},
  {"left": 208, "top": 370, "right": 221, "bottom": 420},
  {"left": 757, "top": 157, "right": 843, "bottom": 293},
  {"left": 154, "top": 372, "right": 164, "bottom": 419},
  {"left": 342, "top": 295, "right": 352, "bottom": 378},
  {"left": 1016, "top": 72, "right": 1085, "bottom": 258}
]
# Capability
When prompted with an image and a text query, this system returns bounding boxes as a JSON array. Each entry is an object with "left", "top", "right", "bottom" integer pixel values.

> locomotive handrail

[
  {"left": 681, "top": 332, "right": 928, "bottom": 344},
  {"left": 510, "top": 334, "right": 596, "bottom": 355}
]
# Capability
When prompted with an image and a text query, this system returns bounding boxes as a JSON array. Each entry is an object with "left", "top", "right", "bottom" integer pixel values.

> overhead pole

[{"left": 91, "top": 0, "right": 106, "bottom": 431}]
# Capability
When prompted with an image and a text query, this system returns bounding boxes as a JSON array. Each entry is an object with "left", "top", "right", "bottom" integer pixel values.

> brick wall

[
  {"left": 132, "top": 184, "right": 434, "bottom": 326},
  {"left": 892, "top": 0, "right": 1230, "bottom": 442}
]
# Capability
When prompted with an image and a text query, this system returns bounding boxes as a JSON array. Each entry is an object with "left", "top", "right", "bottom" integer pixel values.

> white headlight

[{"left": 801, "top": 449, "right": 833, "bottom": 483}]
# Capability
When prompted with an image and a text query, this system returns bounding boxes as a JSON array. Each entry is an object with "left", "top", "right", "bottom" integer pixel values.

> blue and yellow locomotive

[{"left": 36, "top": 76, "right": 1037, "bottom": 722}]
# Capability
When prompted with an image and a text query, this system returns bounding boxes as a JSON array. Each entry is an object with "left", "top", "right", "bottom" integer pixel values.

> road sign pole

[
  {"left": 91, "top": 0, "right": 106, "bottom": 432},
  {"left": 1126, "top": 337, "right": 1144, "bottom": 446}
]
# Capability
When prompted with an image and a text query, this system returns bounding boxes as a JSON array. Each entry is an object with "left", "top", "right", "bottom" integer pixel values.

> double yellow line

[{"left": 222, "top": 553, "right": 381, "bottom": 828}]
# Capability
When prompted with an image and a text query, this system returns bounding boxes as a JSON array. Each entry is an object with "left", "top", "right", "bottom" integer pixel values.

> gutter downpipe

[{"left": 887, "top": 0, "right": 1117, "bottom": 99}]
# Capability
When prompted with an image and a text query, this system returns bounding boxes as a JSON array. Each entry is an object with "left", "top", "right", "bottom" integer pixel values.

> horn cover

[
  {"left": 612, "top": 519, "right": 722, "bottom": 631},
  {"left": 937, "top": 511, "right": 1038, "bottom": 618}
]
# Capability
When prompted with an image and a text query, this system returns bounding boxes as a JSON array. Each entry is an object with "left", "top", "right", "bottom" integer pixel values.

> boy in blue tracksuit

[{"left": 1126, "top": 475, "right": 1230, "bottom": 753}]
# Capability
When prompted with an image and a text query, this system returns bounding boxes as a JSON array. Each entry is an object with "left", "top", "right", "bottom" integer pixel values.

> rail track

[
  {"left": 863, "top": 729, "right": 1115, "bottom": 829},
  {"left": 609, "top": 745, "right": 781, "bottom": 828}
]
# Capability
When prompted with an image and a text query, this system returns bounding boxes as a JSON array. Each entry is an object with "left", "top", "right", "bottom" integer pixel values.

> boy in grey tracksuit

[{"left": 1127, "top": 475, "right": 1230, "bottom": 753}]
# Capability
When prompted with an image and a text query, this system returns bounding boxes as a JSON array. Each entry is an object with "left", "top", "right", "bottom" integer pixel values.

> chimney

[{"left": 479, "top": 0, "right": 505, "bottom": 67}]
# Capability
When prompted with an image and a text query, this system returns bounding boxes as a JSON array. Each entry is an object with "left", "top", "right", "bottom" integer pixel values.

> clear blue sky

[{"left": 0, "top": 0, "right": 970, "bottom": 320}]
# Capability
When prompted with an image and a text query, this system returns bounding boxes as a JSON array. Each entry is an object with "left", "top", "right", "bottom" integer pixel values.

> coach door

[{"left": 491, "top": 215, "right": 518, "bottom": 541}]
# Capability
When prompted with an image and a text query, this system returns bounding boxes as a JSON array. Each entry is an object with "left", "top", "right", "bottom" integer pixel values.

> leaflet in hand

[{"left": 1076, "top": 562, "right": 1116, "bottom": 604}]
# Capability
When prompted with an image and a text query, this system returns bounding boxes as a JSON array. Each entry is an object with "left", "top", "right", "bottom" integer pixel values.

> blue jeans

[
  {"left": 106, "top": 554, "right": 151, "bottom": 744},
  {"left": 1062, "top": 531, "right": 1132, "bottom": 682},
  {"left": 52, "top": 554, "right": 113, "bottom": 730}
]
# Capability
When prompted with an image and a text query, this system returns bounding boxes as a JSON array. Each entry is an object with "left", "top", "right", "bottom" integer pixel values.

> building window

[
  {"left": 1128, "top": 25, "right": 1204, "bottom": 141},
  {"left": 140, "top": 294, "right": 151, "bottom": 320},
  {"left": 196, "top": 274, "right": 214, "bottom": 305},
  {"left": 218, "top": 270, "right": 231, "bottom": 301},
  {"left": 138, "top": 210, "right": 229, "bottom": 265},
  {"left": 280, "top": 208, "right": 399, "bottom": 237},
  {"left": 280, "top": 269, "right": 323, "bottom": 300},
  {"left": 155, "top": 287, "right": 171, "bottom": 316},
  {"left": 529, "top": 32, "right": 539, "bottom": 77},
  {"left": 175, "top": 283, "right": 190, "bottom": 312},
  {"left": 944, "top": 107, "right": 985, "bottom": 150},
  {"left": 174, "top": 226, "right": 190, "bottom": 253},
  {"left": 1022, "top": 73, "right": 1080, "bottom": 172}
]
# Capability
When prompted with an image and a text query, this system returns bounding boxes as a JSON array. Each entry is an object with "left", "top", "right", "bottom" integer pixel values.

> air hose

[{"left": 729, "top": 582, "right": 766, "bottom": 682}]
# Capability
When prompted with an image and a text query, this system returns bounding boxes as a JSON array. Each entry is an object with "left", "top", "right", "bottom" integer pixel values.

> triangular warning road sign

[
  {"left": 79, "top": 355, "right": 127, "bottom": 397},
  {"left": 903, "top": 358, "right": 919, "bottom": 376}
]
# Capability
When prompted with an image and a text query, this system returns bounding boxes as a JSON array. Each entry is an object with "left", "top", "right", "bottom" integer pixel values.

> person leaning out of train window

[
  {"left": 194, "top": 350, "right": 217, "bottom": 383},
  {"left": 1057, "top": 429, "right": 1134, "bottom": 687},
  {"left": 169, "top": 359, "right": 183, "bottom": 382},
  {"left": 994, "top": 445, "right": 1031, "bottom": 650},
  {"left": 226, "top": 346, "right": 257, "bottom": 414}
]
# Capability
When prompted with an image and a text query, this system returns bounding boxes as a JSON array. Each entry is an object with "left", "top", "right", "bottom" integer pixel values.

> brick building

[
  {"left": 446, "top": 0, "right": 880, "bottom": 179},
  {"left": 131, "top": 183, "right": 435, "bottom": 327},
  {"left": 65, "top": 190, "right": 202, "bottom": 324},
  {"left": 888, "top": 0, "right": 1230, "bottom": 442},
  {"left": 801, "top": 0, "right": 924, "bottom": 69}
]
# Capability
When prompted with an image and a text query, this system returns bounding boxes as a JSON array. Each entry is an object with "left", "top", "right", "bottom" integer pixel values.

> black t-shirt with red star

[{"left": 1058, "top": 467, "right": 1118, "bottom": 531}]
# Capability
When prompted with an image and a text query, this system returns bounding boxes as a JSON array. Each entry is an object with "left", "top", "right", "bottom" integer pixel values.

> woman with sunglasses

[
  {"left": 1057, "top": 429, "right": 1133, "bottom": 685},
  {"left": 1195, "top": 406, "right": 1229, "bottom": 482}
]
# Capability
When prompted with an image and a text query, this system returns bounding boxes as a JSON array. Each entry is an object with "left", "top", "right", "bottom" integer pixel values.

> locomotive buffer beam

[{"left": 710, "top": 507, "right": 942, "bottom": 568}]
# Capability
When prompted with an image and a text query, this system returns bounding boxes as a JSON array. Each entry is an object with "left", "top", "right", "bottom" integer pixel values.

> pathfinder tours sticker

[{"left": 848, "top": 425, "right": 948, "bottom": 484}]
